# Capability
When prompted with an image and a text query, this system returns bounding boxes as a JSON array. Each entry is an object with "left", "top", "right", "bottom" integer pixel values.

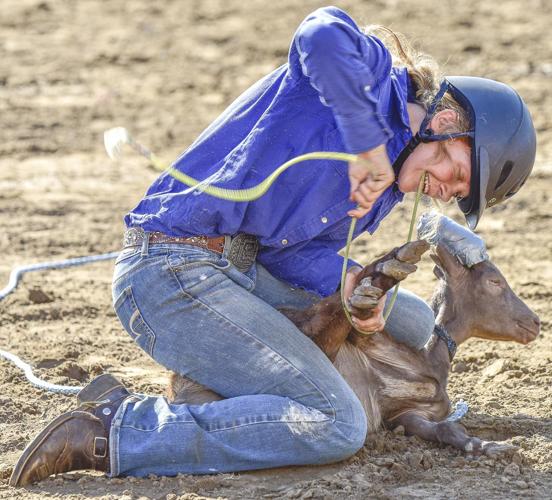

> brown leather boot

[{"left": 10, "top": 374, "right": 130, "bottom": 487}]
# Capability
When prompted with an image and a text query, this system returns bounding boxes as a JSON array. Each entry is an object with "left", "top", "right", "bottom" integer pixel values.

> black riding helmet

[{"left": 394, "top": 76, "right": 537, "bottom": 230}]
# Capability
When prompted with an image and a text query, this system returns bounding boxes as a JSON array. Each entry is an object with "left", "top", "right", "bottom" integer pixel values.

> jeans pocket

[
  {"left": 166, "top": 248, "right": 230, "bottom": 271},
  {"left": 113, "top": 249, "right": 146, "bottom": 286},
  {"left": 115, "top": 247, "right": 141, "bottom": 265},
  {"left": 113, "top": 286, "right": 156, "bottom": 356}
]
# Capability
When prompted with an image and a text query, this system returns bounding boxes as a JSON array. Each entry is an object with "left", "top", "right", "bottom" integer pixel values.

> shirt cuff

[
  {"left": 334, "top": 257, "right": 362, "bottom": 291},
  {"left": 329, "top": 254, "right": 361, "bottom": 292},
  {"left": 336, "top": 110, "right": 393, "bottom": 154}
]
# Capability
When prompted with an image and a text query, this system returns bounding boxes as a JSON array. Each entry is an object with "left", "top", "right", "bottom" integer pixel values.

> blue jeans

[{"left": 110, "top": 239, "right": 434, "bottom": 477}]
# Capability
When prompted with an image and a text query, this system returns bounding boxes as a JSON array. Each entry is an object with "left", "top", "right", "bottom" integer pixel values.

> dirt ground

[{"left": 1, "top": 0, "right": 551, "bottom": 498}]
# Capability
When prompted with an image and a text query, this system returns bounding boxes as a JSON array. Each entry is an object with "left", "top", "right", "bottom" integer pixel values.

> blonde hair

[{"left": 364, "top": 25, "right": 470, "bottom": 135}]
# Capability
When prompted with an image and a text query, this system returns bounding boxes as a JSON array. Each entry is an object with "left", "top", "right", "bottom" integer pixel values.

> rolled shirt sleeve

[{"left": 293, "top": 7, "right": 394, "bottom": 153}]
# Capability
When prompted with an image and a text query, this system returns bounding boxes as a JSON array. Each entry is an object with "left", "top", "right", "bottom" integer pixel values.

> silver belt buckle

[
  {"left": 227, "top": 234, "right": 259, "bottom": 272},
  {"left": 123, "top": 227, "right": 146, "bottom": 247}
]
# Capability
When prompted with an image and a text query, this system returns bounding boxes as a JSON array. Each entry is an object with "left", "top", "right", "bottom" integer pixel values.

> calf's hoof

[
  {"left": 375, "top": 260, "right": 417, "bottom": 281},
  {"left": 348, "top": 277, "right": 383, "bottom": 312},
  {"left": 464, "top": 438, "right": 519, "bottom": 459},
  {"left": 374, "top": 240, "right": 429, "bottom": 281},
  {"left": 374, "top": 240, "right": 430, "bottom": 281},
  {"left": 479, "top": 440, "right": 519, "bottom": 459},
  {"left": 348, "top": 240, "right": 429, "bottom": 319},
  {"left": 396, "top": 240, "right": 430, "bottom": 264}
]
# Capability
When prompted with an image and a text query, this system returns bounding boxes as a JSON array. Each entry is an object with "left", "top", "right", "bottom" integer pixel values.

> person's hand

[
  {"left": 351, "top": 294, "right": 386, "bottom": 333},
  {"left": 343, "top": 266, "right": 387, "bottom": 333},
  {"left": 348, "top": 144, "right": 395, "bottom": 219}
]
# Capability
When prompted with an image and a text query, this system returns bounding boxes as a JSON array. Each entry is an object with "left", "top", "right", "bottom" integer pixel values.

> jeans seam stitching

[
  {"left": 166, "top": 264, "right": 338, "bottom": 421},
  {"left": 115, "top": 286, "right": 156, "bottom": 356},
  {"left": 113, "top": 251, "right": 169, "bottom": 287},
  {"left": 119, "top": 417, "right": 333, "bottom": 434}
]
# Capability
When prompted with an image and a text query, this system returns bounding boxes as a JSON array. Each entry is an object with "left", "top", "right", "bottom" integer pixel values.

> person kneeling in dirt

[{"left": 10, "top": 6, "right": 536, "bottom": 485}]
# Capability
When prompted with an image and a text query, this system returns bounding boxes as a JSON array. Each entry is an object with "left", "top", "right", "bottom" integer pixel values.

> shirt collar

[
  {"left": 390, "top": 66, "right": 413, "bottom": 131},
  {"left": 386, "top": 67, "right": 415, "bottom": 194}
]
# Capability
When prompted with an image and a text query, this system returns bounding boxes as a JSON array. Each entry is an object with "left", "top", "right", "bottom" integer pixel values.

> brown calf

[{"left": 169, "top": 240, "right": 540, "bottom": 457}]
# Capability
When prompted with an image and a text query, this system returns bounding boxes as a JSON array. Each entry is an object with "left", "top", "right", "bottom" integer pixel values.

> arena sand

[{"left": 1, "top": 0, "right": 551, "bottom": 498}]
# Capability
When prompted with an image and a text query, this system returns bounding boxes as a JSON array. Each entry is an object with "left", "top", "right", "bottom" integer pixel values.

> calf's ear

[
  {"left": 430, "top": 254, "right": 446, "bottom": 280},
  {"left": 431, "top": 244, "right": 467, "bottom": 280}
]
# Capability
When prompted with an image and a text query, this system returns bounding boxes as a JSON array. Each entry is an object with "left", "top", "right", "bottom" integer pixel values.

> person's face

[
  {"left": 398, "top": 139, "right": 471, "bottom": 201},
  {"left": 398, "top": 110, "right": 472, "bottom": 202}
]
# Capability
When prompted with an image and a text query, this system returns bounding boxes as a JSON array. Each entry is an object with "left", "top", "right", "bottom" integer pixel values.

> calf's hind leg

[{"left": 168, "top": 373, "right": 222, "bottom": 404}]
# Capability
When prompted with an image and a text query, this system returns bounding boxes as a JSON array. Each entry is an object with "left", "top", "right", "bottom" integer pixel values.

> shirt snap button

[
  {"left": 281, "top": 239, "right": 288, "bottom": 245},
  {"left": 321, "top": 216, "right": 328, "bottom": 223},
  {"left": 364, "top": 85, "right": 371, "bottom": 92}
]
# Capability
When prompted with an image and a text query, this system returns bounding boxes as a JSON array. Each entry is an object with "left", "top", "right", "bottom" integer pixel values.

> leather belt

[
  {"left": 122, "top": 227, "right": 259, "bottom": 272},
  {"left": 123, "top": 227, "right": 225, "bottom": 253}
]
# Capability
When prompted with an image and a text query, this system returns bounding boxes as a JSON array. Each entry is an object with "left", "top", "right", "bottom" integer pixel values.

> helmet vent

[
  {"left": 506, "top": 178, "right": 526, "bottom": 199},
  {"left": 495, "top": 161, "right": 514, "bottom": 190}
]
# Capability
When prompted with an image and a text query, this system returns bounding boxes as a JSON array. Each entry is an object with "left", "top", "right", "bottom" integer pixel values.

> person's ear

[{"left": 429, "top": 109, "right": 459, "bottom": 134}]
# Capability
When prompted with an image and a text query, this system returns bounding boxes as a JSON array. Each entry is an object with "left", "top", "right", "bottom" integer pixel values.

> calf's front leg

[
  {"left": 281, "top": 239, "right": 429, "bottom": 360},
  {"left": 396, "top": 413, "right": 518, "bottom": 458}
]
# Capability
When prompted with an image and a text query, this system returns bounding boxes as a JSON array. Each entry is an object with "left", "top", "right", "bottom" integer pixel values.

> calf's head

[{"left": 431, "top": 244, "right": 540, "bottom": 345}]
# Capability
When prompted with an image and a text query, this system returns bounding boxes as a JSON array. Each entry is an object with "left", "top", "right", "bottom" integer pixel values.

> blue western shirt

[{"left": 125, "top": 6, "right": 415, "bottom": 297}]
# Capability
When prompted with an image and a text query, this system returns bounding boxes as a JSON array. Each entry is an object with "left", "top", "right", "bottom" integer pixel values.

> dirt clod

[
  {"left": 453, "top": 361, "right": 469, "bottom": 373},
  {"left": 504, "top": 463, "right": 521, "bottom": 476},
  {"left": 28, "top": 287, "right": 53, "bottom": 304},
  {"left": 392, "top": 425, "right": 405, "bottom": 435},
  {"left": 0, "top": 463, "right": 12, "bottom": 480},
  {"left": 406, "top": 451, "right": 424, "bottom": 468},
  {"left": 514, "top": 480, "right": 529, "bottom": 489},
  {"left": 482, "top": 359, "right": 510, "bottom": 378}
]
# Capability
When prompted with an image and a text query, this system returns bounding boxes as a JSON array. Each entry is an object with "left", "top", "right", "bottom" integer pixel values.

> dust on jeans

[{"left": 282, "top": 401, "right": 330, "bottom": 438}]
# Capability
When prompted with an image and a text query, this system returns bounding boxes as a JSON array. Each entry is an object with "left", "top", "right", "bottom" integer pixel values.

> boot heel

[{"left": 77, "top": 374, "right": 127, "bottom": 405}]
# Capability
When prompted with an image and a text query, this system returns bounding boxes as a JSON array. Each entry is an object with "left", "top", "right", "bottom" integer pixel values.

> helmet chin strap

[
  {"left": 392, "top": 80, "right": 473, "bottom": 179},
  {"left": 392, "top": 132, "right": 422, "bottom": 179}
]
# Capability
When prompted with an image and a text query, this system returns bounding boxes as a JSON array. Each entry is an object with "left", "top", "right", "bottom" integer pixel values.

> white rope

[
  {"left": 0, "top": 349, "right": 83, "bottom": 395},
  {"left": 0, "top": 251, "right": 118, "bottom": 395},
  {"left": 445, "top": 400, "right": 469, "bottom": 422},
  {"left": 0, "top": 252, "right": 119, "bottom": 300}
]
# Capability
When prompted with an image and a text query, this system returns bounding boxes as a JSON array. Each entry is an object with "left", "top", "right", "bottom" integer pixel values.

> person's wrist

[
  {"left": 357, "top": 144, "right": 387, "bottom": 160},
  {"left": 356, "top": 145, "right": 395, "bottom": 182},
  {"left": 343, "top": 265, "right": 363, "bottom": 299},
  {"left": 347, "top": 265, "right": 363, "bottom": 276}
]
